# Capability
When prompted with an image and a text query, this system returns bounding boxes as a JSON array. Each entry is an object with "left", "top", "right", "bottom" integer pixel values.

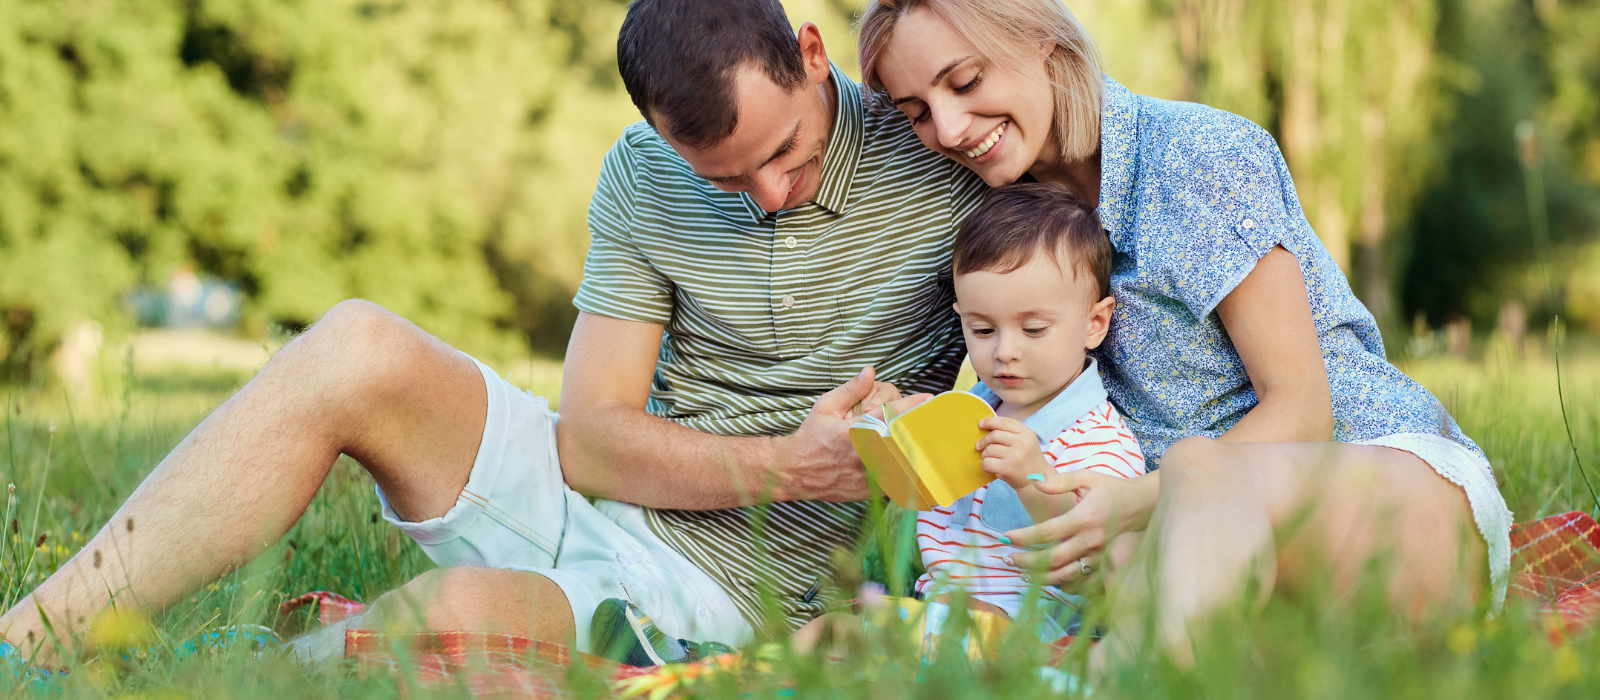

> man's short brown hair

[{"left": 952, "top": 182, "right": 1114, "bottom": 299}]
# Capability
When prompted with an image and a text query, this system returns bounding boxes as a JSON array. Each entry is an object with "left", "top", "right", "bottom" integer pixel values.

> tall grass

[{"left": 0, "top": 346, "right": 1595, "bottom": 698}]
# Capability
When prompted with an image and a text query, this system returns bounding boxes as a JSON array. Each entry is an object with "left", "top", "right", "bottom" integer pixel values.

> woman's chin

[{"left": 971, "top": 158, "right": 1029, "bottom": 187}]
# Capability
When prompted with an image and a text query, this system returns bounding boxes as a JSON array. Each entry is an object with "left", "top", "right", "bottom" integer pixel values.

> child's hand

[{"left": 976, "top": 417, "right": 1052, "bottom": 488}]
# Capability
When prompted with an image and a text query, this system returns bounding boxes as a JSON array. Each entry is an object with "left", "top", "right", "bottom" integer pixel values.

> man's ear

[
  {"left": 1084, "top": 295, "right": 1115, "bottom": 350},
  {"left": 796, "top": 22, "right": 831, "bottom": 85}
]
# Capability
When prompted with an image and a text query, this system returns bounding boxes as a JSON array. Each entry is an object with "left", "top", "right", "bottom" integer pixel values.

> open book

[{"left": 848, "top": 391, "right": 997, "bottom": 510}]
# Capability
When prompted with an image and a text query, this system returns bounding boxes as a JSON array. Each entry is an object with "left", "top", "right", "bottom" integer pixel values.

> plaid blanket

[
  {"left": 1508, "top": 511, "right": 1600, "bottom": 640},
  {"left": 279, "top": 511, "right": 1600, "bottom": 698}
]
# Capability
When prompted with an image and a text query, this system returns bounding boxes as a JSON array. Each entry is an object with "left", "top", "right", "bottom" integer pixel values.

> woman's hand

[{"left": 1005, "top": 469, "right": 1161, "bottom": 585}]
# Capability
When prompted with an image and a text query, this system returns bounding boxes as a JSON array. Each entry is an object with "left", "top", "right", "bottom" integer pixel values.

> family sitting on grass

[{"left": 0, "top": 0, "right": 1511, "bottom": 678}]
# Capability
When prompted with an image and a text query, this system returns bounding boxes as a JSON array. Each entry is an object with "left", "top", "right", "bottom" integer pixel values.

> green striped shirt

[{"left": 574, "top": 65, "right": 988, "bottom": 633}]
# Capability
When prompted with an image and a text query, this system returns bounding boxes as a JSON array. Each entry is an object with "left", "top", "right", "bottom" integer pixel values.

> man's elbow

[{"left": 554, "top": 410, "right": 614, "bottom": 497}]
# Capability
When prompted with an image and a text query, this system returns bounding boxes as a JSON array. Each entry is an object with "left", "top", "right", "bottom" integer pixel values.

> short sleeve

[
  {"left": 572, "top": 134, "right": 675, "bottom": 325},
  {"left": 1138, "top": 133, "right": 1295, "bottom": 320}
]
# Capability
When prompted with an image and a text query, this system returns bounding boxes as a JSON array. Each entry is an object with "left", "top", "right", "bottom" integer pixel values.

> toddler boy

[{"left": 914, "top": 182, "right": 1146, "bottom": 633}]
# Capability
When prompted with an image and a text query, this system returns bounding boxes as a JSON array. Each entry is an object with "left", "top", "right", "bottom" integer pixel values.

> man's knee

[{"left": 291, "top": 299, "right": 445, "bottom": 392}]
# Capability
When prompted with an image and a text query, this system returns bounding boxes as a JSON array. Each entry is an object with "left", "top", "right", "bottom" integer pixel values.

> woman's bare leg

[
  {"left": 1102, "top": 437, "right": 1485, "bottom": 667},
  {"left": 0, "top": 299, "right": 499, "bottom": 665}
]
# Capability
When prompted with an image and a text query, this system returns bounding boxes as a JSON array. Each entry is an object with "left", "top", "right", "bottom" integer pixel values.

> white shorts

[
  {"left": 375, "top": 356, "right": 755, "bottom": 653},
  {"left": 1356, "top": 433, "right": 1515, "bottom": 609}
]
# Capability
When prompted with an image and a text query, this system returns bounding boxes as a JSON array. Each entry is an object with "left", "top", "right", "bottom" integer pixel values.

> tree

[{"left": 0, "top": 0, "right": 637, "bottom": 382}]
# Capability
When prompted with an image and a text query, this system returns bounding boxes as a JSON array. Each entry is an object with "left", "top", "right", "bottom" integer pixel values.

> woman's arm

[{"left": 1213, "top": 245, "right": 1333, "bottom": 443}]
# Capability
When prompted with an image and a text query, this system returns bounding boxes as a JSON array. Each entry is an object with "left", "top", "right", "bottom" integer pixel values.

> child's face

[{"left": 953, "top": 249, "right": 1115, "bottom": 417}]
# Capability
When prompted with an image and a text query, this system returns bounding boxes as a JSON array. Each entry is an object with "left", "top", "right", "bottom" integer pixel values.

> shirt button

[
  {"left": 1243, "top": 218, "right": 1256, "bottom": 229},
  {"left": 784, "top": 236, "right": 798, "bottom": 249},
  {"left": 781, "top": 294, "right": 795, "bottom": 309}
]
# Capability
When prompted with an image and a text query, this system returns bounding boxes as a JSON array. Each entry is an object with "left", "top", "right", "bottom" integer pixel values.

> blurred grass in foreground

[{"left": 0, "top": 345, "right": 1595, "bottom": 698}]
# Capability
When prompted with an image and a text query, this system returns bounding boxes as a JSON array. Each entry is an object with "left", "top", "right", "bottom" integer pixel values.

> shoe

[
  {"left": 174, "top": 624, "right": 280, "bottom": 658},
  {"left": 590, "top": 599, "right": 688, "bottom": 667},
  {"left": 683, "top": 639, "right": 735, "bottom": 662}
]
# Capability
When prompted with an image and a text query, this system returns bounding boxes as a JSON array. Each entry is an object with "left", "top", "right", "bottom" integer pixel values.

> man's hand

[
  {"left": 975, "top": 417, "right": 1051, "bottom": 489},
  {"left": 850, "top": 381, "right": 904, "bottom": 419},
  {"left": 776, "top": 367, "right": 930, "bottom": 502}
]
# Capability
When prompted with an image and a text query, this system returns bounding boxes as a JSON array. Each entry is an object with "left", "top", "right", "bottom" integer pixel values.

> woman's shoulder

[{"left": 1126, "top": 92, "right": 1280, "bottom": 169}]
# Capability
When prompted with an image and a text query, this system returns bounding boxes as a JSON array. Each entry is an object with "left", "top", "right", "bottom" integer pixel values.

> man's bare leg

[{"left": 0, "top": 299, "right": 573, "bottom": 664}]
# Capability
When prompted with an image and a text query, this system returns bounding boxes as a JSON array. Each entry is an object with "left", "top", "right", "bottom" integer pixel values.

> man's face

[{"left": 658, "top": 62, "right": 835, "bottom": 213}]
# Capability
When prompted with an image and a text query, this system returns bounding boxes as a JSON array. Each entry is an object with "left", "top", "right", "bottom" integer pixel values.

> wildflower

[
  {"left": 5, "top": 484, "right": 12, "bottom": 494},
  {"left": 47, "top": 422, "right": 55, "bottom": 434},
  {"left": 91, "top": 608, "right": 154, "bottom": 648},
  {"left": 33, "top": 531, "right": 48, "bottom": 549}
]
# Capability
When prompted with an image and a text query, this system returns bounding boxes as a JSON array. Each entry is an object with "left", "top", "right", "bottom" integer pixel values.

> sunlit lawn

[{"left": 0, "top": 335, "right": 1597, "bottom": 698}]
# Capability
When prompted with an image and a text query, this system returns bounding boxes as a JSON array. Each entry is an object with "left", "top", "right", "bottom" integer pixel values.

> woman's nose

[{"left": 930, "top": 103, "right": 972, "bottom": 153}]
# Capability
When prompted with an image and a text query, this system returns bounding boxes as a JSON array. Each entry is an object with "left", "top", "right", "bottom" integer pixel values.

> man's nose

[{"left": 751, "top": 169, "right": 790, "bottom": 212}]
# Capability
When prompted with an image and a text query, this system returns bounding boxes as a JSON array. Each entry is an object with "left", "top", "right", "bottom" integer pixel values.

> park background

[
  {"left": 2, "top": 0, "right": 1599, "bottom": 380},
  {"left": 2, "top": 0, "right": 1600, "bottom": 697}
]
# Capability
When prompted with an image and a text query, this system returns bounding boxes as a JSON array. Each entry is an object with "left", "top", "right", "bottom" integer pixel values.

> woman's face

[{"left": 875, "top": 9, "right": 1055, "bottom": 186}]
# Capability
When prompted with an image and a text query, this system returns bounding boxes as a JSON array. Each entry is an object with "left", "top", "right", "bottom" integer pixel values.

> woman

[{"left": 857, "top": 0, "right": 1512, "bottom": 663}]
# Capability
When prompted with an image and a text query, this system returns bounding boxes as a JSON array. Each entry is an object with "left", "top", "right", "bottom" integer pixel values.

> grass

[{"left": 0, "top": 339, "right": 1597, "bottom": 698}]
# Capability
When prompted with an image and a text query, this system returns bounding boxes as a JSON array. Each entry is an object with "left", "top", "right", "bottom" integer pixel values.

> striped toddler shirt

[{"left": 915, "top": 359, "right": 1146, "bottom": 618}]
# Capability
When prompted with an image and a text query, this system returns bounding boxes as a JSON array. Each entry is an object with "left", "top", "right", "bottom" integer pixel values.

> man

[{"left": 0, "top": 0, "right": 985, "bottom": 664}]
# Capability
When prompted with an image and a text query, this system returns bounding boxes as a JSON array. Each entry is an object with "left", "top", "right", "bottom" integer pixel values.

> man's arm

[{"left": 556, "top": 312, "right": 889, "bottom": 509}]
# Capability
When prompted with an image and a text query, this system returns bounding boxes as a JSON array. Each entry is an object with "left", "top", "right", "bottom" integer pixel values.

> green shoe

[{"left": 590, "top": 599, "right": 688, "bottom": 667}]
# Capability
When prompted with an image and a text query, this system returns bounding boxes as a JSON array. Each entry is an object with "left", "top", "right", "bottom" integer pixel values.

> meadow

[{"left": 0, "top": 336, "right": 1597, "bottom": 698}]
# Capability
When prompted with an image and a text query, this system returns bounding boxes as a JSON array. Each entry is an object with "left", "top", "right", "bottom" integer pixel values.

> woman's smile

[{"left": 963, "top": 120, "right": 1009, "bottom": 161}]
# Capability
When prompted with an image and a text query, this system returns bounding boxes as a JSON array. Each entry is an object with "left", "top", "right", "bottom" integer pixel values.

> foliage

[
  {"left": 0, "top": 350, "right": 1596, "bottom": 696},
  {"left": 1402, "top": 0, "right": 1600, "bottom": 330},
  {"left": 0, "top": 0, "right": 636, "bottom": 381},
  {"left": 2, "top": 0, "right": 1598, "bottom": 387}
]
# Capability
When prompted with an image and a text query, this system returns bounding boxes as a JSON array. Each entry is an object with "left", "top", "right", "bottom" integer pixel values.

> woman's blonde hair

[{"left": 857, "top": 0, "right": 1105, "bottom": 164}]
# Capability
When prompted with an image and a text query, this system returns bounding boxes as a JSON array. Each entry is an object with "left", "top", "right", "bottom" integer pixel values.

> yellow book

[{"left": 848, "top": 391, "right": 997, "bottom": 510}]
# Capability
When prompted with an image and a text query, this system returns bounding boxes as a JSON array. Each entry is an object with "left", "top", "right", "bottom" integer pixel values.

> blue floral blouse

[{"left": 1089, "top": 77, "right": 1479, "bottom": 467}]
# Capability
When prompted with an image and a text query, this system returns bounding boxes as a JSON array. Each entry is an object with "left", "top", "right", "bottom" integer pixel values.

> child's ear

[
  {"left": 952, "top": 301, "right": 962, "bottom": 316},
  {"left": 1084, "top": 295, "right": 1116, "bottom": 350}
]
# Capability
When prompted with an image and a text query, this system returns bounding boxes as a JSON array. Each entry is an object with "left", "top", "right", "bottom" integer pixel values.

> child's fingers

[
  {"left": 977, "top": 416, "right": 1025, "bottom": 433},
  {"left": 975, "top": 427, "right": 1027, "bottom": 451}
]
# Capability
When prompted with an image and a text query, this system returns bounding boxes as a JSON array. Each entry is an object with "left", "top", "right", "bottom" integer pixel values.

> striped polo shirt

[{"left": 573, "top": 64, "right": 988, "bottom": 633}]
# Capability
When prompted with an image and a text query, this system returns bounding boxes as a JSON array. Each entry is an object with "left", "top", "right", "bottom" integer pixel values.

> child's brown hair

[{"left": 952, "top": 182, "right": 1114, "bottom": 299}]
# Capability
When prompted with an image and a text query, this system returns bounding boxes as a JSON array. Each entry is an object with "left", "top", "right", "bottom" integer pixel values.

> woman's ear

[
  {"left": 1039, "top": 41, "right": 1056, "bottom": 60},
  {"left": 1084, "top": 295, "right": 1115, "bottom": 349}
]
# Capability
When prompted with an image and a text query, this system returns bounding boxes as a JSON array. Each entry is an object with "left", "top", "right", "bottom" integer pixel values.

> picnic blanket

[{"left": 277, "top": 510, "right": 1600, "bottom": 698}]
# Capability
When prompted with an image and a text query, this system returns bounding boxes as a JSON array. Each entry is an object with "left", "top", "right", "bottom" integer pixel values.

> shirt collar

[
  {"left": 1094, "top": 76, "right": 1140, "bottom": 249},
  {"left": 969, "top": 357, "right": 1109, "bottom": 445},
  {"left": 737, "top": 62, "right": 864, "bottom": 222}
]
